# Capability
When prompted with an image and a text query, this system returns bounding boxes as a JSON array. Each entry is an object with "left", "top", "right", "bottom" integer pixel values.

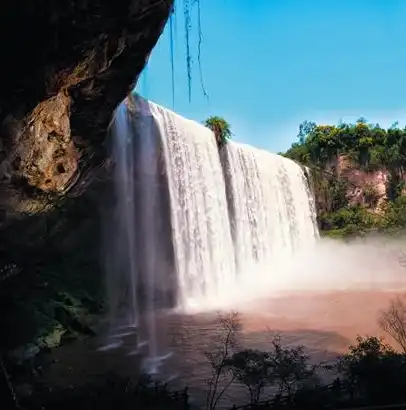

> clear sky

[{"left": 137, "top": 0, "right": 406, "bottom": 153}]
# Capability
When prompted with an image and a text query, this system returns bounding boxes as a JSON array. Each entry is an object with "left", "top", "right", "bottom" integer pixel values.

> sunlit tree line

[
  {"left": 281, "top": 119, "right": 406, "bottom": 236},
  {"left": 284, "top": 118, "right": 406, "bottom": 174}
]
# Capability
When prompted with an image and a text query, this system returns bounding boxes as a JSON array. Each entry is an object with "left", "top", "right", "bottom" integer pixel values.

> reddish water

[
  {"left": 238, "top": 289, "right": 399, "bottom": 351},
  {"left": 44, "top": 289, "right": 403, "bottom": 407}
]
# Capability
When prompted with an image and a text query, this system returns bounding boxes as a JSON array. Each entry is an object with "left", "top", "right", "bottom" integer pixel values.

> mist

[{"left": 182, "top": 234, "right": 406, "bottom": 313}]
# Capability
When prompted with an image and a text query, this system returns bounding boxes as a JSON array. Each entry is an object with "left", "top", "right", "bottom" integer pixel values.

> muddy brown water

[{"left": 43, "top": 288, "right": 403, "bottom": 408}]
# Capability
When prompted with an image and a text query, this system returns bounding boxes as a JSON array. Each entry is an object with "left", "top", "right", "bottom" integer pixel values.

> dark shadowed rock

[
  {"left": 0, "top": 0, "right": 173, "bottom": 221},
  {"left": 0, "top": 0, "right": 173, "bottom": 356}
]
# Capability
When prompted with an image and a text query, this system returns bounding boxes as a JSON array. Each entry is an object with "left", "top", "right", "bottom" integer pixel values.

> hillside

[{"left": 283, "top": 119, "right": 406, "bottom": 237}]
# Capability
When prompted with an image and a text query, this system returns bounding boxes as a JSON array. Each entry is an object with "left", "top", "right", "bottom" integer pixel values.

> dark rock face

[
  {"left": 0, "top": 0, "right": 173, "bottom": 221},
  {"left": 0, "top": 0, "right": 173, "bottom": 358}
]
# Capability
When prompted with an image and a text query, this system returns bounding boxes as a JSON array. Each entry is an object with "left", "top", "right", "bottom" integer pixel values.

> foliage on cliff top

[
  {"left": 283, "top": 118, "right": 406, "bottom": 172},
  {"left": 204, "top": 116, "right": 232, "bottom": 146},
  {"left": 282, "top": 118, "right": 406, "bottom": 237}
]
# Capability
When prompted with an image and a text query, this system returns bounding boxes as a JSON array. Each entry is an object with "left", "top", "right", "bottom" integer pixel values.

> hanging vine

[
  {"left": 166, "top": 0, "right": 207, "bottom": 103},
  {"left": 183, "top": 0, "right": 193, "bottom": 102},
  {"left": 169, "top": 4, "right": 176, "bottom": 108},
  {"left": 195, "top": 0, "right": 208, "bottom": 100}
]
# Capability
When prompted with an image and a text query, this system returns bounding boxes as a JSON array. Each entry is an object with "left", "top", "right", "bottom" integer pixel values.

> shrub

[{"left": 203, "top": 116, "right": 232, "bottom": 146}]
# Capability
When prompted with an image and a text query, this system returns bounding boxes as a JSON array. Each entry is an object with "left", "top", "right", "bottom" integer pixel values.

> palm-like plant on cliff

[{"left": 204, "top": 116, "right": 232, "bottom": 146}]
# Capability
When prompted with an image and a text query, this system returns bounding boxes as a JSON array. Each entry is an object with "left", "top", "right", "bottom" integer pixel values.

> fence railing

[
  {"left": 22, "top": 377, "right": 192, "bottom": 410},
  {"left": 228, "top": 381, "right": 406, "bottom": 410}
]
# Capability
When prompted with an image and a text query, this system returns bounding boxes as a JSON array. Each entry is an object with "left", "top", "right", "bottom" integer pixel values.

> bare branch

[
  {"left": 378, "top": 295, "right": 406, "bottom": 353},
  {"left": 204, "top": 311, "right": 241, "bottom": 410}
]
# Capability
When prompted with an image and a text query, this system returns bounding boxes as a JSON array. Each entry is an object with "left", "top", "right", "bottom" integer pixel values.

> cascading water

[
  {"left": 106, "top": 102, "right": 138, "bottom": 331},
  {"left": 219, "top": 142, "right": 319, "bottom": 299},
  {"left": 104, "top": 100, "right": 174, "bottom": 373},
  {"left": 303, "top": 166, "right": 320, "bottom": 239},
  {"left": 148, "top": 102, "right": 237, "bottom": 310},
  {"left": 104, "top": 94, "right": 319, "bottom": 369}
]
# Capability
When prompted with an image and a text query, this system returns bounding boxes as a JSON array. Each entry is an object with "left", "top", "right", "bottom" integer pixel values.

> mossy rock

[{"left": 36, "top": 323, "right": 66, "bottom": 349}]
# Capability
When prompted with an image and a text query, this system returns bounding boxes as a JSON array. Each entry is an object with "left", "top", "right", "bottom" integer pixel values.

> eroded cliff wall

[
  {"left": 0, "top": 0, "right": 173, "bottom": 355},
  {"left": 0, "top": 0, "right": 173, "bottom": 221}
]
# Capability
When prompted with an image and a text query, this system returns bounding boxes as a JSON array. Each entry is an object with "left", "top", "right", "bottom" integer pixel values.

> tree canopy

[
  {"left": 204, "top": 116, "right": 232, "bottom": 146},
  {"left": 284, "top": 119, "right": 406, "bottom": 173},
  {"left": 282, "top": 119, "right": 406, "bottom": 238}
]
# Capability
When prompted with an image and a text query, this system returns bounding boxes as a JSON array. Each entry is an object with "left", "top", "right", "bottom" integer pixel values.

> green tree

[
  {"left": 269, "top": 335, "right": 316, "bottom": 397},
  {"left": 204, "top": 312, "right": 241, "bottom": 410},
  {"left": 283, "top": 118, "right": 406, "bottom": 237},
  {"left": 297, "top": 120, "right": 316, "bottom": 144},
  {"left": 379, "top": 294, "right": 406, "bottom": 353},
  {"left": 204, "top": 116, "right": 232, "bottom": 146},
  {"left": 337, "top": 336, "right": 406, "bottom": 404},
  {"left": 227, "top": 349, "right": 272, "bottom": 405}
]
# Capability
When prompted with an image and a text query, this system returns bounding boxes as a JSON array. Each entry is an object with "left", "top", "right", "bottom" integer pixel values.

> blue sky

[{"left": 137, "top": 0, "right": 406, "bottom": 153}]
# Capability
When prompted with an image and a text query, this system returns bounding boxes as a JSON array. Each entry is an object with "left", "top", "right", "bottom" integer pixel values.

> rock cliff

[
  {"left": 0, "top": 0, "right": 173, "bottom": 223},
  {"left": 0, "top": 0, "right": 173, "bottom": 354},
  {"left": 337, "top": 156, "right": 406, "bottom": 211}
]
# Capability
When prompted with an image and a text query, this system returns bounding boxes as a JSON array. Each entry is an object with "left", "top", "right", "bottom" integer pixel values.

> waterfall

[
  {"left": 105, "top": 100, "right": 174, "bottom": 373},
  {"left": 220, "top": 142, "right": 319, "bottom": 297},
  {"left": 303, "top": 166, "right": 320, "bottom": 240},
  {"left": 105, "top": 95, "right": 319, "bottom": 350},
  {"left": 148, "top": 102, "right": 237, "bottom": 310},
  {"left": 108, "top": 102, "right": 138, "bottom": 329}
]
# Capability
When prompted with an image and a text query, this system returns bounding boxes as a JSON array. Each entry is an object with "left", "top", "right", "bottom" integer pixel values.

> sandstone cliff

[{"left": 337, "top": 156, "right": 405, "bottom": 211}]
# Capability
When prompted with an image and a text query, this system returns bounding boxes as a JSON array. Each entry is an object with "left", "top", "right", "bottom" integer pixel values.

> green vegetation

[
  {"left": 204, "top": 116, "right": 232, "bottom": 146},
  {"left": 0, "top": 187, "right": 105, "bottom": 391},
  {"left": 13, "top": 299, "right": 406, "bottom": 410},
  {"left": 195, "top": 306, "right": 406, "bottom": 410},
  {"left": 216, "top": 305, "right": 406, "bottom": 409},
  {"left": 282, "top": 119, "right": 406, "bottom": 238},
  {"left": 285, "top": 118, "right": 406, "bottom": 171}
]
